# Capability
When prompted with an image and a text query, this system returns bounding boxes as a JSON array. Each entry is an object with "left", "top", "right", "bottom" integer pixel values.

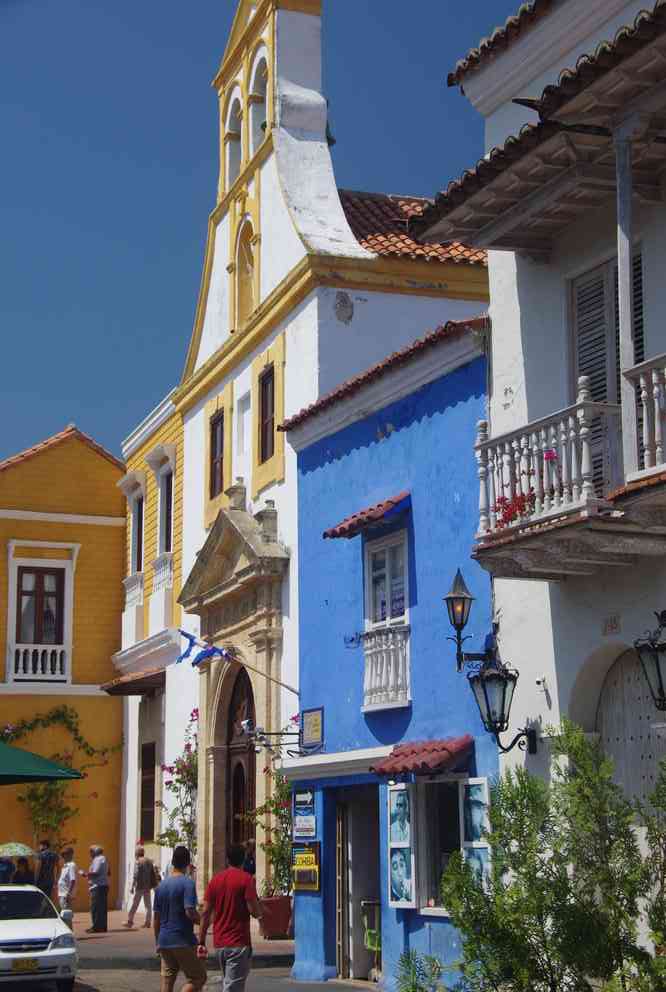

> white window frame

[
  {"left": 387, "top": 783, "right": 417, "bottom": 909},
  {"left": 414, "top": 774, "right": 490, "bottom": 918},
  {"left": 364, "top": 531, "right": 409, "bottom": 632},
  {"left": 6, "top": 540, "right": 79, "bottom": 685},
  {"left": 157, "top": 465, "right": 174, "bottom": 556},
  {"left": 130, "top": 493, "right": 144, "bottom": 576}
]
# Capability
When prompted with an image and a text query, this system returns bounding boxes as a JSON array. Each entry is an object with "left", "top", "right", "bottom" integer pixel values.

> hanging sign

[
  {"left": 301, "top": 707, "right": 324, "bottom": 747},
  {"left": 293, "top": 788, "right": 316, "bottom": 838}
]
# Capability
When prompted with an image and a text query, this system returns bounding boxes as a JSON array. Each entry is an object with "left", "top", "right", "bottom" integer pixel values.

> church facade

[{"left": 111, "top": 0, "right": 488, "bottom": 901}]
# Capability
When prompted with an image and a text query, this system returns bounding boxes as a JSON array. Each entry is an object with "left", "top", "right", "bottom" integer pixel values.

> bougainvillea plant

[
  {"left": 246, "top": 759, "right": 293, "bottom": 897},
  {"left": 492, "top": 491, "right": 537, "bottom": 528},
  {"left": 157, "top": 709, "right": 199, "bottom": 855},
  {"left": 2, "top": 705, "right": 113, "bottom": 847}
]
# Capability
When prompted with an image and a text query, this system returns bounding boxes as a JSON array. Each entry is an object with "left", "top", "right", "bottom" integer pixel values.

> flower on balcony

[
  {"left": 544, "top": 448, "right": 558, "bottom": 462},
  {"left": 493, "top": 491, "right": 536, "bottom": 528}
]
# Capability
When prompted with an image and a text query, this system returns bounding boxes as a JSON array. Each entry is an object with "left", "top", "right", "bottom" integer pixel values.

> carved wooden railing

[
  {"left": 362, "top": 624, "right": 410, "bottom": 711},
  {"left": 476, "top": 376, "right": 621, "bottom": 536},
  {"left": 624, "top": 353, "right": 666, "bottom": 474},
  {"left": 123, "top": 571, "right": 144, "bottom": 609},
  {"left": 152, "top": 553, "right": 174, "bottom": 594}
]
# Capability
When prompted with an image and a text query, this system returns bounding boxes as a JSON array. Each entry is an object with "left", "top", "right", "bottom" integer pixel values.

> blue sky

[{"left": 0, "top": 0, "right": 512, "bottom": 461}]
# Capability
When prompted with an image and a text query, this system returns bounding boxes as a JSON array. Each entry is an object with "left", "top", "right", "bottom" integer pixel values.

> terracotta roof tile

[
  {"left": 418, "top": 1, "right": 666, "bottom": 239},
  {"left": 338, "top": 189, "right": 486, "bottom": 266},
  {"left": 323, "top": 491, "right": 411, "bottom": 540},
  {"left": 448, "top": 0, "right": 557, "bottom": 87},
  {"left": 0, "top": 425, "right": 125, "bottom": 475},
  {"left": 280, "top": 314, "right": 489, "bottom": 433},
  {"left": 371, "top": 735, "right": 475, "bottom": 776}
]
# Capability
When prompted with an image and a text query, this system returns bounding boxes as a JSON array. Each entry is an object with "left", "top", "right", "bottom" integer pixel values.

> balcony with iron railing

[
  {"left": 474, "top": 358, "right": 666, "bottom": 580},
  {"left": 362, "top": 624, "right": 410, "bottom": 712}
]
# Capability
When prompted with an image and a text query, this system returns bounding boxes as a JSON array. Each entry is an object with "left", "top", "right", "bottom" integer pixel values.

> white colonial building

[
  {"left": 416, "top": 0, "right": 666, "bottom": 794},
  {"left": 109, "top": 0, "right": 488, "bottom": 902}
]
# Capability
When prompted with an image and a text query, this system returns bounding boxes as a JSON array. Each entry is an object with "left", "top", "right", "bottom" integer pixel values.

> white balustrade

[
  {"left": 123, "top": 572, "right": 144, "bottom": 609},
  {"left": 152, "top": 553, "right": 174, "bottom": 593},
  {"left": 11, "top": 644, "right": 68, "bottom": 682},
  {"left": 624, "top": 353, "right": 666, "bottom": 474},
  {"left": 362, "top": 625, "right": 410, "bottom": 711},
  {"left": 476, "top": 375, "right": 621, "bottom": 536}
]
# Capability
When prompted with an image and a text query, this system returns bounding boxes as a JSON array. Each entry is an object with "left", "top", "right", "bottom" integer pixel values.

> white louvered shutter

[
  {"left": 614, "top": 253, "right": 646, "bottom": 468},
  {"left": 573, "top": 264, "right": 614, "bottom": 494}
]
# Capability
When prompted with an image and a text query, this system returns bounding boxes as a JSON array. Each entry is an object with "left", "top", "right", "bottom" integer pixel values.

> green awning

[{"left": 0, "top": 741, "right": 83, "bottom": 785}]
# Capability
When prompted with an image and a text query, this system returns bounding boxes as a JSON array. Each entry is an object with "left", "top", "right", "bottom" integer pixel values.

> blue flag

[{"left": 176, "top": 629, "right": 198, "bottom": 664}]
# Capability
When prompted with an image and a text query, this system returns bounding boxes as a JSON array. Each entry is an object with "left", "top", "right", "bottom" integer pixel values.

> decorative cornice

[
  {"left": 0, "top": 683, "right": 108, "bottom": 697},
  {"left": 0, "top": 509, "right": 124, "bottom": 527},
  {"left": 122, "top": 391, "right": 177, "bottom": 460},
  {"left": 112, "top": 627, "right": 181, "bottom": 675},
  {"left": 281, "top": 745, "right": 392, "bottom": 782},
  {"left": 175, "top": 252, "right": 487, "bottom": 415}
]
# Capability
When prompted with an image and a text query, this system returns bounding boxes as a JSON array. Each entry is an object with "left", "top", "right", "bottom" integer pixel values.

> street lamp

[
  {"left": 634, "top": 610, "right": 666, "bottom": 711},
  {"left": 444, "top": 569, "right": 537, "bottom": 755}
]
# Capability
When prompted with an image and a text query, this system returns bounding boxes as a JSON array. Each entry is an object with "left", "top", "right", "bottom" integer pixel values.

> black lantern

[
  {"left": 444, "top": 568, "right": 475, "bottom": 633},
  {"left": 634, "top": 610, "right": 666, "bottom": 711},
  {"left": 444, "top": 568, "right": 537, "bottom": 754}
]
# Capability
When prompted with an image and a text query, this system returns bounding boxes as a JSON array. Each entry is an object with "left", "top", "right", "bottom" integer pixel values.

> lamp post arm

[{"left": 495, "top": 728, "right": 538, "bottom": 755}]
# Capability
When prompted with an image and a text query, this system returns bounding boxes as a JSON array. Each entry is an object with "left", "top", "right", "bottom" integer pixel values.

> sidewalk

[{"left": 74, "top": 911, "right": 294, "bottom": 971}]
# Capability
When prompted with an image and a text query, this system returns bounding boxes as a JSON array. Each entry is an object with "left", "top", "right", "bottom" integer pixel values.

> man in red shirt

[{"left": 198, "top": 844, "right": 264, "bottom": 992}]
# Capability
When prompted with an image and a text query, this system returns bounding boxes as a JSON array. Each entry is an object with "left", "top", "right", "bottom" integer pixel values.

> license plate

[{"left": 11, "top": 959, "right": 39, "bottom": 973}]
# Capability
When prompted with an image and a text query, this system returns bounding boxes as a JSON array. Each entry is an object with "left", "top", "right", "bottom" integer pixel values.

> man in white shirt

[{"left": 57, "top": 847, "right": 77, "bottom": 911}]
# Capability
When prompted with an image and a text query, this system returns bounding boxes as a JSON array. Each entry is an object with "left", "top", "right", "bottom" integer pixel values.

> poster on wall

[
  {"left": 387, "top": 784, "right": 416, "bottom": 909},
  {"left": 293, "top": 788, "right": 316, "bottom": 839},
  {"left": 460, "top": 777, "right": 491, "bottom": 887}
]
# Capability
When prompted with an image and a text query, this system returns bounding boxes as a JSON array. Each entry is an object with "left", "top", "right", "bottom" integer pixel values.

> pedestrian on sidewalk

[
  {"left": 124, "top": 844, "right": 158, "bottom": 929},
  {"left": 198, "top": 843, "right": 264, "bottom": 992},
  {"left": 57, "top": 848, "right": 77, "bottom": 911},
  {"left": 81, "top": 844, "right": 109, "bottom": 933},
  {"left": 12, "top": 857, "right": 35, "bottom": 885},
  {"left": 242, "top": 839, "right": 256, "bottom": 877},
  {"left": 35, "top": 840, "right": 58, "bottom": 900},
  {"left": 153, "top": 845, "right": 206, "bottom": 992}
]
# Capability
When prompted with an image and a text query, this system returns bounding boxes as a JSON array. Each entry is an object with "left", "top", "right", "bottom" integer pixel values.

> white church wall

[
  {"left": 316, "top": 287, "right": 486, "bottom": 396},
  {"left": 195, "top": 214, "right": 231, "bottom": 372},
  {"left": 259, "top": 151, "right": 307, "bottom": 301}
]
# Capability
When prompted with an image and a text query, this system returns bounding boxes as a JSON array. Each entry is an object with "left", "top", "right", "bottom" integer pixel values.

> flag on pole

[{"left": 176, "top": 629, "right": 198, "bottom": 664}]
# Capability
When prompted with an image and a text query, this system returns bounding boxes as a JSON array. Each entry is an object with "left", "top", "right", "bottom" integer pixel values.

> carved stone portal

[{"left": 178, "top": 482, "right": 288, "bottom": 886}]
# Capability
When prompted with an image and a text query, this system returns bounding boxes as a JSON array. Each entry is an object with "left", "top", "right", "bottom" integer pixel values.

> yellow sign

[
  {"left": 301, "top": 707, "right": 323, "bottom": 747},
  {"left": 292, "top": 842, "right": 320, "bottom": 892}
]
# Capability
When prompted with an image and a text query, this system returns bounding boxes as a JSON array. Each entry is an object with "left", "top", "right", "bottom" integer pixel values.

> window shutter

[
  {"left": 573, "top": 267, "right": 613, "bottom": 493},
  {"left": 614, "top": 252, "right": 645, "bottom": 466}
]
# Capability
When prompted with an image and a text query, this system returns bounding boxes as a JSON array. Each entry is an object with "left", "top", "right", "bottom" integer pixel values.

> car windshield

[{"left": 0, "top": 890, "right": 58, "bottom": 921}]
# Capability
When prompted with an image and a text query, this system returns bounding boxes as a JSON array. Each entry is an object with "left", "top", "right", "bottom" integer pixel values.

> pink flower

[
  {"left": 544, "top": 449, "right": 558, "bottom": 462},
  {"left": 290, "top": 714, "right": 300, "bottom": 725},
  {"left": 165, "top": 780, "right": 173, "bottom": 787}
]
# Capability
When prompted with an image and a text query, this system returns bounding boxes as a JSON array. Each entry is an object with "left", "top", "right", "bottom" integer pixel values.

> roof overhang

[
  {"left": 101, "top": 666, "right": 166, "bottom": 697},
  {"left": 323, "top": 492, "right": 411, "bottom": 540},
  {"left": 415, "top": 4, "right": 666, "bottom": 258},
  {"left": 371, "top": 735, "right": 475, "bottom": 776}
]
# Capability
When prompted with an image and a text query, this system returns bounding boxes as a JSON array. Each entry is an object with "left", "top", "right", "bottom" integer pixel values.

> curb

[{"left": 78, "top": 954, "right": 294, "bottom": 972}]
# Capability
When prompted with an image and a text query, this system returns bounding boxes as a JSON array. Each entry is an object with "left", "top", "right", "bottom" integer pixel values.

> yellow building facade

[{"left": 0, "top": 426, "right": 125, "bottom": 910}]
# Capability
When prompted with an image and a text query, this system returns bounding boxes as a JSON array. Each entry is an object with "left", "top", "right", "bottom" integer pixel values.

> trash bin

[{"left": 360, "top": 899, "right": 381, "bottom": 982}]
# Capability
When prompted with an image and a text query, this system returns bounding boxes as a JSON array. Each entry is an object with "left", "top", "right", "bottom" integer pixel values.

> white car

[{"left": 0, "top": 886, "right": 77, "bottom": 990}]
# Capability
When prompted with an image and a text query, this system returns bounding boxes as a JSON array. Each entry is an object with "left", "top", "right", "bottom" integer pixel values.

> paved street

[{"left": 0, "top": 967, "right": 341, "bottom": 992}]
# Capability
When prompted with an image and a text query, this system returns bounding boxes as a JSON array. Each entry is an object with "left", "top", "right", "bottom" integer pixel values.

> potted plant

[{"left": 247, "top": 764, "right": 293, "bottom": 939}]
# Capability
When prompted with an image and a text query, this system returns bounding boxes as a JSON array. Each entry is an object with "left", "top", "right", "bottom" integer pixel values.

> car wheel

[{"left": 56, "top": 980, "right": 75, "bottom": 992}]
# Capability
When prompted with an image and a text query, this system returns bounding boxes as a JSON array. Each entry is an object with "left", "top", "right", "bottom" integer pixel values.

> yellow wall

[
  {"left": 124, "top": 413, "right": 184, "bottom": 633},
  {"left": 0, "top": 433, "right": 125, "bottom": 910},
  {"left": 0, "top": 696, "right": 123, "bottom": 911}
]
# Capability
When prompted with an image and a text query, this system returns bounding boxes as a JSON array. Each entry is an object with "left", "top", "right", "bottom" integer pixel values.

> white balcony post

[
  {"left": 654, "top": 368, "right": 664, "bottom": 466},
  {"left": 614, "top": 117, "right": 642, "bottom": 476},
  {"left": 477, "top": 421, "right": 490, "bottom": 535}
]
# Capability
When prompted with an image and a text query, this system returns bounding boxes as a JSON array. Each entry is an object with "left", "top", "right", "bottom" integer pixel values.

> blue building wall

[{"left": 292, "top": 355, "right": 498, "bottom": 987}]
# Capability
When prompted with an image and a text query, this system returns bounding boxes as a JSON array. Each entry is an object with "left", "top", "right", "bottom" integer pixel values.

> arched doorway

[
  {"left": 227, "top": 668, "right": 256, "bottom": 846},
  {"left": 595, "top": 648, "right": 666, "bottom": 805}
]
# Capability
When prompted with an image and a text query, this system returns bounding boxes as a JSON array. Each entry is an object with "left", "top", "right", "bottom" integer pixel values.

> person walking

[
  {"left": 124, "top": 844, "right": 157, "bottom": 929},
  {"left": 82, "top": 845, "right": 109, "bottom": 933},
  {"left": 242, "top": 839, "right": 256, "bottom": 877},
  {"left": 153, "top": 845, "right": 206, "bottom": 992},
  {"left": 35, "top": 840, "right": 58, "bottom": 900},
  {"left": 198, "top": 843, "right": 264, "bottom": 992},
  {"left": 57, "top": 848, "right": 77, "bottom": 912}
]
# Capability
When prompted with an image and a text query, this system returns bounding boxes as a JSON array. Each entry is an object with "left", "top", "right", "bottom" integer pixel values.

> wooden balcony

[
  {"left": 362, "top": 624, "right": 410, "bottom": 712},
  {"left": 474, "top": 359, "right": 666, "bottom": 580}
]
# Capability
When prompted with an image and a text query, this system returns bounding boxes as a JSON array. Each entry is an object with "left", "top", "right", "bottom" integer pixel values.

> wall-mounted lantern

[
  {"left": 444, "top": 569, "right": 537, "bottom": 755},
  {"left": 634, "top": 610, "right": 666, "bottom": 711}
]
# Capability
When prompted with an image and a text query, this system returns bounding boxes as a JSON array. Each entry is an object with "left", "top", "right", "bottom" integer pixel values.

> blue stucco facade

[{"left": 290, "top": 354, "right": 498, "bottom": 988}]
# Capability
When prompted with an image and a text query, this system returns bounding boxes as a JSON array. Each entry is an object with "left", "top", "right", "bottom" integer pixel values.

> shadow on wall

[{"left": 364, "top": 705, "right": 412, "bottom": 744}]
